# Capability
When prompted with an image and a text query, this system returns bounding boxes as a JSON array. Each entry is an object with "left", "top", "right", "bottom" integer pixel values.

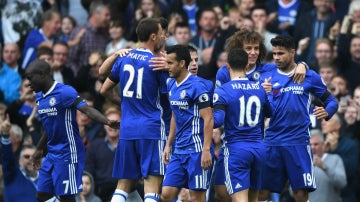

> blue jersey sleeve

[
  {"left": 215, "top": 66, "right": 230, "bottom": 87},
  {"left": 109, "top": 57, "right": 122, "bottom": 83},
  {"left": 61, "top": 85, "right": 87, "bottom": 109},
  {"left": 158, "top": 71, "right": 169, "bottom": 94},
  {"left": 309, "top": 71, "right": 338, "bottom": 120},
  {"left": 213, "top": 87, "right": 227, "bottom": 128},
  {"left": 193, "top": 80, "right": 211, "bottom": 109}
]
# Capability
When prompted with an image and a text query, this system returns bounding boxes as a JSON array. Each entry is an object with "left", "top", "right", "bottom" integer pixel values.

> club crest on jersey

[
  {"left": 180, "top": 90, "right": 186, "bottom": 99},
  {"left": 252, "top": 71, "right": 260, "bottom": 80},
  {"left": 49, "top": 97, "right": 56, "bottom": 106}
]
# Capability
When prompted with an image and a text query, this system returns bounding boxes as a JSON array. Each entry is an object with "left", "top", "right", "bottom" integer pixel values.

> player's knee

[
  {"left": 36, "top": 192, "right": 54, "bottom": 202},
  {"left": 215, "top": 191, "right": 230, "bottom": 202},
  {"left": 160, "top": 192, "right": 175, "bottom": 202}
]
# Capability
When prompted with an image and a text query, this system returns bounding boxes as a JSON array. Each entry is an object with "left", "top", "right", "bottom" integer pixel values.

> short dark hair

[
  {"left": 136, "top": 18, "right": 160, "bottom": 42},
  {"left": 158, "top": 17, "right": 168, "bottom": 33},
  {"left": 42, "top": 9, "right": 60, "bottom": 26},
  {"left": 109, "top": 19, "right": 125, "bottom": 28},
  {"left": 37, "top": 46, "right": 53, "bottom": 58},
  {"left": 227, "top": 48, "right": 248, "bottom": 71},
  {"left": 174, "top": 22, "right": 190, "bottom": 32},
  {"left": 27, "top": 59, "right": 52, "bottom": 75},
  {"left": 250, "top": 4, "right": 268, "bottom": 16},
  {"left": 53, "top": 41, "right": 69, "bottom": 49},
  {"left": 187, "top": 45, "right": 197, "bottom": 53},
  {"left": 166, "top": 45, "right": 191, "bottom": 68},
  {"left": 270, "top": 35, "right": 295, "bottom": 50}
]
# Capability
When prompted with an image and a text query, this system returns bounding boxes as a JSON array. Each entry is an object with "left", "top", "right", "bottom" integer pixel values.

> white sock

[
  {"left": 111, "top": 189, "right": 128, "bottom": 202},
  {"left": 127, "top": 190, "right": 143, "bottom": 202},
  {"left": 144, "top": 193, "right": 160, "bottom": 202}
]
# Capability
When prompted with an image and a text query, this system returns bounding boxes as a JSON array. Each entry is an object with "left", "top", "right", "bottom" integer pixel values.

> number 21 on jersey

[{"left": 123, "top": 64, "right": 144, "bottom": 99}]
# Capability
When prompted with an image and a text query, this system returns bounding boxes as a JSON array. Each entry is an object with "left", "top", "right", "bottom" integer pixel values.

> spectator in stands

[
  {"left": 105, "top": 19, "right": 130, "bottom": 56},
  {"left": 59, "top": 15, "right": 86, "bottom": 47},
  {"left": 2, "top": 43, "right": 23, "bottom": 76},
  {"left": 265, "top": 0, "right": 311, "bottom": 36},
  {"left": 171, "top": 22, "right": 192, "bottom": 46},
  {"left": 319, "top": 61, "right": 337, "bottom": 86},
  {"left": 0, "top": 57, "right": 22, "bottom": 105},
  {"left": 85, "top": 105, "right": 120, "bottom": 201},
  {"left": 9, "top": 124, "right": 24, "bottom": 162},
  {"left": 330, "top": 75, "right": 351, "bottom": 101},
  {"left": 309, "top": 129, "right": 347, "bottom": 202},
  {"left": 51, "top": 41, "right": 75, "bottom": 86},
  {"left": 1, "top": 115, "right": 55, "bottom": 202},
  {"left": 190, "top": 8, "right": 218, "bottom": 65},
  {"left": 306, "top": 38, "right": 336, "bottom": 72},
  {"left": 339, "top": 36, "right": 360, "bottom": 92},
  {"left": 74, "top": 51, "right": 107, "bottom": 110},
  {"left": 36, "top": 45, "right": 74, "bottom": 86},
  {"left": 75, "top": 171, "right": 101, "bottom": 202},
  {"left": 294, "top": 0, "right": 337, "bottom": 66},
  {"left": 322, "top": 113, "right": 359, "bottom": 202},
  {"left": 216, "top": 51, "right": 227, "bottom": 69},
  {"left": 234, "top": 0, "right": 255, "bottom": 18},
  {"left": 169, "top": 0, "right": 208, "bottom": 36},
  {"left": 6, "top": 78, "right": 36, "bottom": 134},
  {"left": 342, "top": 104, "right": 360, "bottom": 142},
  {"left": 68, "top": 1, "right": 110, "bottom": 76},
  {"left": 250, "top": 5, "right": 277, "bottom": 52},
  {"left": 165, "top": 13, "right": 185, "bottom": 46},
  {"left": 21, "top": 9, "right": 61, "bottom": 69},
  {"left": 127, "top": 0, "right": 165, "bottom": 42}
]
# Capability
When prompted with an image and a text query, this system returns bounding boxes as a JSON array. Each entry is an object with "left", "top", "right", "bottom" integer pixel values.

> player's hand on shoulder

[
  {"left": 313, "top": 106, "right": 329, "bottom": 119},
  {"left": 201, "top": 149, "right": 212, "bottom": 170},
  {"left": 150, "top": 56, "right": 168, "bottom": 71},
  {"left": 290, "top": 63, "right": 306, "bottom": 84},
  {"left": 115, "top": 48, "right": 132, "bottom": 57}
]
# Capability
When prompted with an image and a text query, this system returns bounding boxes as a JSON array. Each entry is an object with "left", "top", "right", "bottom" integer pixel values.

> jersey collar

[
  {"left": 176, "top": 73, "right": 191, "bottom": 87},
  {"left": 43, "top": 81, "right": 58, "bottom": 97}
]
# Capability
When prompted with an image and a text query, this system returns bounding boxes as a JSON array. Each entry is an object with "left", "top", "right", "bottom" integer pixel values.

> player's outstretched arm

[
  {"left": 163, "top": 112, "right": 176, "bottom": 165},
  {"left": 100, "top": 78, "right": 121, "bottom": 105},
  {"left": 200, "top": 107, "right": 213, "bottom": 170},
  {"left": 78, "top": 105, "right": 120, "bottom": 129},
  {"left": 99, "top": 49, "right": 132, "bottom": 77}
]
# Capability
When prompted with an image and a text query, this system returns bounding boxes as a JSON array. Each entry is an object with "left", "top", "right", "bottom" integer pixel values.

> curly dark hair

[{"left": 225, "top": 28, "right": 266, "bottom": 65}]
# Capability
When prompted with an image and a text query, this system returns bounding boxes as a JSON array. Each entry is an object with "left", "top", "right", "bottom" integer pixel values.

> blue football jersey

[
  {"left": 213, "top": 78, "right": 271, "bottom": 144},
  {"left": 261, "top": 68, "right": 338, "bottom": 146},
  {"left": 36, "top": 82, "right": 87, "bottom": 163},
  {"left": 109, "top": 48, "right": 168, "bottom": 140},
  {"left": 215, "top": 63, "right": 276, "bottom": 87},
  {"left": 168, "top": 74, "right": 212, "bottom": 154}
]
